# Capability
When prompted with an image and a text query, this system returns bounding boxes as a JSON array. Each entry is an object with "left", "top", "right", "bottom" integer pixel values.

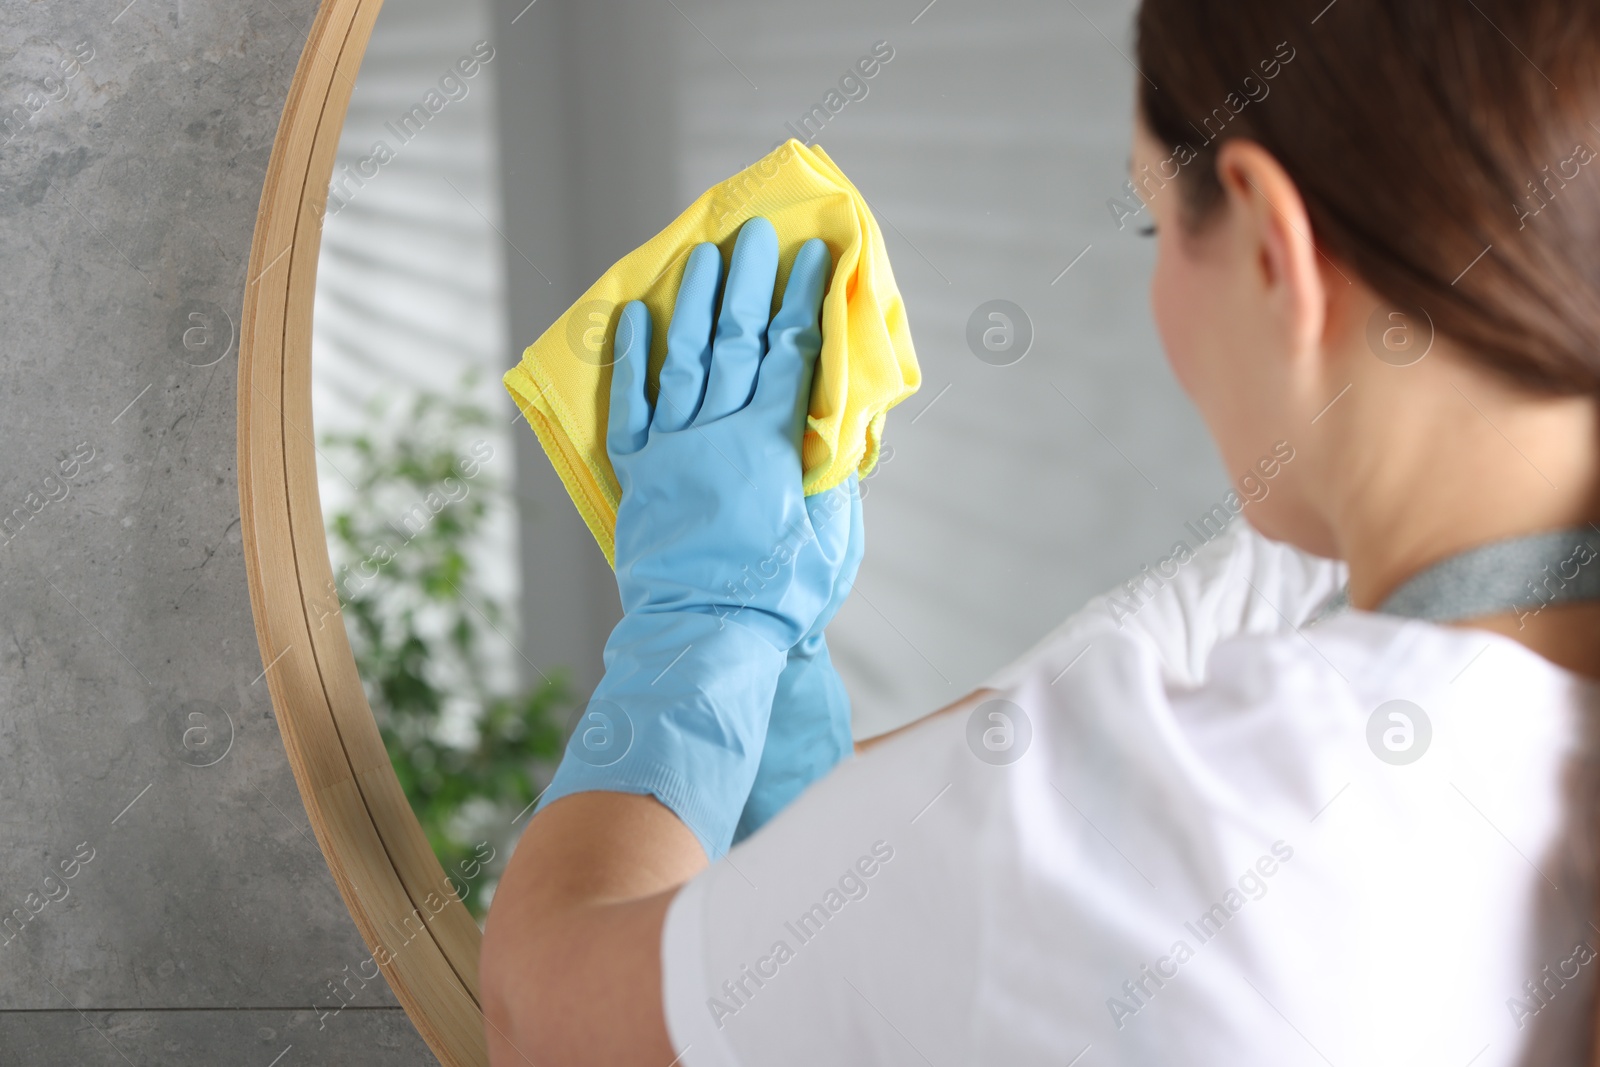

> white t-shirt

[{"left": 661, "top": 519, "right": 1600, "bottom": 1066}]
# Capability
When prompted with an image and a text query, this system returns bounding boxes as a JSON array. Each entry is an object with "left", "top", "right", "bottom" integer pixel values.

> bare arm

[{"left": 479, "top": 792, "right": 704, "bottom": 1067}]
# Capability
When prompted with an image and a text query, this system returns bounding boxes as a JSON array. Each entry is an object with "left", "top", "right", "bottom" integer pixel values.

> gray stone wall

[{"left": 0, "top": 4, "right": 435, "bottom": 1063}]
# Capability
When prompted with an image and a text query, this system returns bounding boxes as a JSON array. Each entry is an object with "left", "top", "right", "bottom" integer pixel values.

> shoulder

[
  {"left": 980, "top": 518, "right": 1348, "bottom": 695},
  {"left": 662, "top": 553, "right": 1600, "bottom": 1065},
  {"left": 959, "top": 607, "right": 1600, "bottom": 1062},
  {"left": 986, "top": 581, "right": 1585, "bottom": 811}
]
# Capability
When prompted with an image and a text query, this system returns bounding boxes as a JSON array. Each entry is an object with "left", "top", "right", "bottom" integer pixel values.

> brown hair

[{"left": 1135, "top": 0, "right": 1600, "bottom": 396}]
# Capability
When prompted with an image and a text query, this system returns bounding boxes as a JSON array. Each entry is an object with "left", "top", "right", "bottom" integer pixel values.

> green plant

[{"left": 318, "top": 378, "right": 574, "bottom": 919}]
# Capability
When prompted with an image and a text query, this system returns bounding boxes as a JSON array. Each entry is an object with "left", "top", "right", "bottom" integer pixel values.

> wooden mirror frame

[{"left": 237, "top": 1, "right": 487, "bottom": 1063}]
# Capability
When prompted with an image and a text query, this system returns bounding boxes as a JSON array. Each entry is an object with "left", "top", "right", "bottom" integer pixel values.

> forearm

[{"left": 481, "top": 791, "right": 705, "bottom": 1067}]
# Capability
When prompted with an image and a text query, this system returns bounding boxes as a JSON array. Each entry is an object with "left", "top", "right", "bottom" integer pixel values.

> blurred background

[{"left": 311, "top": 0, "right": 1225, "bottom": 913}]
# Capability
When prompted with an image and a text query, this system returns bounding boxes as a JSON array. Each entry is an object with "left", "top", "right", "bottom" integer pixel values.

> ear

[{"left": 1213, "top": 139, "right": 1328, "bottom": 363}]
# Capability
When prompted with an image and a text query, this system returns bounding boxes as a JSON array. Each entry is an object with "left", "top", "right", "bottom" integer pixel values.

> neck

[{"left": 1311, "top": 343, "right": 1600, "bottom": 678}]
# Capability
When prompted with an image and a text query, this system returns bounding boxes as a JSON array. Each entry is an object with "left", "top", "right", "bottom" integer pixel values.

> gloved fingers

[
  {"left": 752, "top": 236, "right": 831, "bottom": 436},
  {"left": 654, "top": 242, "right": 722, "bottom": 434},
  {"left": 605, "top": 301, "right": 653, "bottom": 459},
  {"left": 698, "top": 217, "right": 779, "bottom": 426}
]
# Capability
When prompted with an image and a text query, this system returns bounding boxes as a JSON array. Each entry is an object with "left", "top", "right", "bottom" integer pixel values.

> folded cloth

[{"left": 502, "top": 137, "right": 921, "bottom": 567}]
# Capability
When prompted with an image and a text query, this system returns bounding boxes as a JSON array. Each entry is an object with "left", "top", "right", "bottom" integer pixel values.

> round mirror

[{"left": 241, "top": 0, "right": 1210, "bottom": 1062}]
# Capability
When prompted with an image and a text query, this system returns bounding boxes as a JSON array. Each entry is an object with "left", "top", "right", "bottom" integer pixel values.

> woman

[{"left": 481, "top": 0, "right": 1600, "bottom": 1062}]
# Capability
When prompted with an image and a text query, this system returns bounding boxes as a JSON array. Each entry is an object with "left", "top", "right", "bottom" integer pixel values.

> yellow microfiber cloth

[{"left": 502, "top": 138, "right": 921, "bottom": 569}]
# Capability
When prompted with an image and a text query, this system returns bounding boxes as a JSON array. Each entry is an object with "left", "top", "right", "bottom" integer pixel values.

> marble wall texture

[{"left": 0, "top": 3, "right": 437, "bottom": 1063}]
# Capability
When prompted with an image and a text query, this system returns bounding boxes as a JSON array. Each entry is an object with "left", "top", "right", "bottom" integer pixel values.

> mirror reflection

[{"left": 312, "top": 0, "right": 1207, "bottom": 914}]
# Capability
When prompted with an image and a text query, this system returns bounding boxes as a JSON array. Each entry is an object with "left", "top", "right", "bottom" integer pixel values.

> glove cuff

[{"left": 535, "top": 609, "right": 786, "bottom": 859}]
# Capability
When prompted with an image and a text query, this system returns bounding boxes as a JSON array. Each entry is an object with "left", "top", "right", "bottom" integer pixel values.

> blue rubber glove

[
  {"left": 732, "top": 480, "right": 863, "bottom": 843},
  {"left": 534, "top": 218, "right": 855, "bottom": 859}
]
